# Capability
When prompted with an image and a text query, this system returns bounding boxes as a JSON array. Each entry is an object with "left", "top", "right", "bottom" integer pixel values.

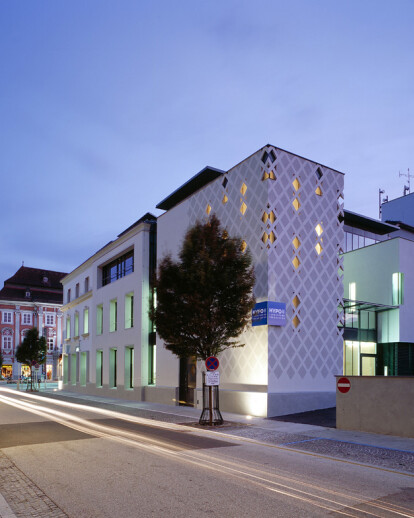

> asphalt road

[{"left": 0, "top": 390, "right": 414, "bottom": 518}]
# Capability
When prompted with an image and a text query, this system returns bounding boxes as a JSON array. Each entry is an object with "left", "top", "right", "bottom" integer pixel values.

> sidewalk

[{"left": 32, "top": 388, "right": 414, "bottom": 474}]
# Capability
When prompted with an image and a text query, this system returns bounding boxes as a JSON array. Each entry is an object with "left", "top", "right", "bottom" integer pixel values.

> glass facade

[{"left": 102, "top": 251, "right": 134, "bottom": 286}]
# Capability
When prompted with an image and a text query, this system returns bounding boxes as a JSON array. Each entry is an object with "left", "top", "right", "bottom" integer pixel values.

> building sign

[{"left": 252, "top": 301, "right": 286, "bottom": 327}]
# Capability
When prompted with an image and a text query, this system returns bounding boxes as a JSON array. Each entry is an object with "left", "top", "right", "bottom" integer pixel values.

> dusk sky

[{"left": 1, "top": 0, "right": 413, "bottom": 283}]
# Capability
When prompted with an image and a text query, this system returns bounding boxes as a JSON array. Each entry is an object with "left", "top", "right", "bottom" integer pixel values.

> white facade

[
  {"left": 155, "top": 145, "right": 344, "bottom": 416},
  {"left": 61, "top": 217, "right": 155, "bottom": 398}
]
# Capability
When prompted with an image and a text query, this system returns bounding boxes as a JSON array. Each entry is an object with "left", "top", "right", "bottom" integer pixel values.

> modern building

[
  {"left": 0, "top": 266, "right": 66, "bottom": 379},
  {"left": 60, "top": 213, "right": 156, "bottom": 397},
  {"left": 61, "top": 145, "right": 345, "bottom": 417},
  {"left": 342, "top": 205, "right": 414, "bottom": 377}
]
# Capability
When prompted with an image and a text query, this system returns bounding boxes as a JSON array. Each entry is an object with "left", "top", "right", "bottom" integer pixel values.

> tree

[
  {"left": 153, "top": 215, "right": 256, "bottom": 361},
  {"left": 15, "top": 327, "right": 47, "bottom": 391}
]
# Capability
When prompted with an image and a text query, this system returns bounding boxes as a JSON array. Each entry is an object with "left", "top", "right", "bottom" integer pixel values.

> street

[{"left": 0, "top": 388, "right": 413, "bottom": 518}]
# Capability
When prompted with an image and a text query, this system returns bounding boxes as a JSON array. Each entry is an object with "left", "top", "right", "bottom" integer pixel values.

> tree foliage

[
  {"left": 15, "top": 327, "right": 47, "bottom": 391},
  {"left": 153, "top": 215, "right": 255, "bottom": 360}
]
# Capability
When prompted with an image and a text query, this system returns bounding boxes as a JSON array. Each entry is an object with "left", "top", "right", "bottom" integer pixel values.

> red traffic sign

[
  {"left": 337, "top": 377, "right": 351, "bottom": 394},
  {"left": 205, "top": 356, "right": 219, "bottom": 371}
]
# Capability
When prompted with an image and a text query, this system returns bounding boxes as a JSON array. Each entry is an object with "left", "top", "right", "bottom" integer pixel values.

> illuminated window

[
  {"left": 293, "top": 316, "right": 300, "bottom": 328},
  {"left": 96, "top": 304, "right": 103, "bottom": 335},
  {"left": 240, "top": 202, "right": 247, "bottom": 215},
  {"left": 74, "top": 312, "right": 79, "bottom": 337},
  {"left": 315, "top": 223, "right": 323, "bottom": 236},
  {"left": 206, "top": 204, "right": 212, "bottom": 216},
  {"left": 268, "top": 211, "right": 276, "bottom": 223},
  {"left": 261, "top": 232, "right": 268, "bottom": 244},
  {"left": 293, "top": 178, "right": 300, "bottom": 191},
  {"left": 292, "top": 256, "right": 300, "bottom": 269},
  {"left": 392, "top": 273, "right": 404, "bottom": 305},
  {"left": 96, "top": 350, "right": 103, "bottom": 388},
  {"left": 241, "top": 240, "right": 247, "bottom": 253},
  {"left": 125, "top": 293, "right": 134, "bottom": 329},
  {"left": 262, "top": 212, "right": 268, "bottom": 223},
  {"left": 315, "top": 186, "right": 322, "bottom": 196},
  {"left": 66, "top": 317, "right": 71, "bottom": 340},
  {"left": 110, "top": 299, "right": 117, "bottom": 332},
  {"left": 222, "top": 194, "right": 228, "bottom": 204},
  {"left": 262, "top": 170, "right": 276, "bottom": 181},
  {"left": 292, "top": 237, "right": 300, "bottom": 249},
  {"left": 349, "top": 282, "right": 356, "bottom": 301},
  {"left": 240, "top": 183, "right": 247, "bottom": 196},
  {"left": 292, "top": 198, "right": 300, "bottom": 211},
  {"left": 315, "top": 243, "right": 323, "bottom": 255},
  {"left": 269, "top": 231, "right": 275, "bottom": 244},
  {"left": 293, "top": 295, "right": 300, "bottom": 308},
  {"left": 83, "top": 308, "right": 89, "bottom": 335}
]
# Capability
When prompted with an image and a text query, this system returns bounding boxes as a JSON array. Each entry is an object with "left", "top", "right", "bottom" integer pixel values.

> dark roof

[
  {"left": 0, "top": 266, "right": 66, "bottom": 304},
  {"left": 156, "top": 167, "right": 225, "bottom": 211},
  {"left": 343, "top": 210, "right": 399, "bottom": 235},
  {"left": 383, "top": 220, "right": 414, "bottom": 233},
  {"left": 117, "top": 212, "right": 157, "bottom": 238}
]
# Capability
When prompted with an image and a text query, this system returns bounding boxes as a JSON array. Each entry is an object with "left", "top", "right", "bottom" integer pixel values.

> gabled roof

[
  {"left": 156, "top": 167, "right": 225, "bottom": 211},
  {"left": 117, "top": 212, "right": 157, "bottom": 238},
  {"left": 0, "top": 266, "right": 66, "bottom": 304}
]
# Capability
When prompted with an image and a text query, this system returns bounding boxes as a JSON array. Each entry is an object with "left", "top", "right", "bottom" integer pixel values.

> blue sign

[{"left": 252, "top": 301, "right": 286, "bottom": 327}]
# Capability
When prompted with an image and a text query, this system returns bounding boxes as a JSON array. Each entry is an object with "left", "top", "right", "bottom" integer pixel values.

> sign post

[{"left": 199, "top": 357, "right": 223, "bottom": 426}]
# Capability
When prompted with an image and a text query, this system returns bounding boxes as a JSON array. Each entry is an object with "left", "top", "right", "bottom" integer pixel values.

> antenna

[
  {"left": 399, "top": 168, "right": 413, "bottom": 195},
  {"left": 379, "top": 188, "right": 386, "bottom": 219}
]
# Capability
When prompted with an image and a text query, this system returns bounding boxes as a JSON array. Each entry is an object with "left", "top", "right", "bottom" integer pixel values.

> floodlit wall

[{"left": 156, "top": 145, "right": 344, "bottom": 416}]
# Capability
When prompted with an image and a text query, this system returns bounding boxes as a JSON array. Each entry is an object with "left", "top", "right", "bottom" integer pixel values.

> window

[
  {"left": 75, "top": 283, "right": 80, "bottom": 298},
  {"left": 110, "top": 299, "right": 117, "bottom": 332},
  {"left": 349, "top": 282, "right": 356, "bottom": 301},
  {"left": 109, "top": 348, "right": 117, "bottom": 388},
  {"left": 71, "top": 354, "right": 77, "bottom": 385},
  {"left": 22, "top": 312, "right": 32, "bottom": 325},
  {"left": 83, "top": 308, "right": 89, "bottom": 335},
  {"left": 96, "top": 350, "right": 103, "bottom": 387},
  {"left": 74, "top": 312, "right": 79, "bottom": 337},
  {"left": 67, "top": 289, "right": 71, "bottom": 303},
  {"left": 102, "top": 250, "right": 134, "bottom": 286},
  {"left": 96, "top": 304, "right": 103, "bottom": 335},
  {"left": 84, "top": 277, "right": 89, "bottom": 293},
  {"left": 2, "top": 311, "right": 12, "bottom": 324},
  {"left": 45, "top": 313, "right": 55, "bottom": 326},
  {"left": 2, "top": 335, "right": 12, "bottom": 349},
  {"left": 66, "top": 316, "right": 71, "bottom": 340},
  {"left": 47, "top": 337, "right": 54, "bottom": 351},
  {"left": 125, "top": 346, "right": 134, "bottom": 389},
  {"left": 125, "top": 293, "right": 134, "bottom": 329},
  {"left": 392, "top": 273, "right": 404, "bottom": 305}
]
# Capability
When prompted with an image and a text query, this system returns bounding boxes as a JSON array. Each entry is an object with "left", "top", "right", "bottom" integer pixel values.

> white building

[
  {"left": 153, "top": 145, "right": 344, "bottom": 416},
  {"left": 60, "top": 214, "right": 156, "bottom": 398},
  {"left": 61, "top": 145, "right": 345, "bottom": 417}
]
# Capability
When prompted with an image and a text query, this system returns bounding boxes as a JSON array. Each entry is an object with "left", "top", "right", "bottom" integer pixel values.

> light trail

[{"left": 1, "top": 390, "right": 413, "bottom": 518}]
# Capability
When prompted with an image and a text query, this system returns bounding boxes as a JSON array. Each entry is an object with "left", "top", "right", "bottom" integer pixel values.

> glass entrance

[
  {"left": 361, "top": 355, "right": 376, "bottom": 375},
  {"left": 179, "top": 357, "right": 196, "bottom": 406}
]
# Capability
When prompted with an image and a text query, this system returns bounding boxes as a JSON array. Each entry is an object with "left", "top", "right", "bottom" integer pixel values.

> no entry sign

[
  {"left": 337, "top": 377, "right": 351, "bottom": 394},
  {"left": 205, "top": 356, "right": 219, "bottom": 371}
]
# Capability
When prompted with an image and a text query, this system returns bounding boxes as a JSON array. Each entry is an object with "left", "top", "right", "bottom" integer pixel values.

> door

[
  {"left": 179, "top": 357, "right": 196, "bottom": 406},
  {"left": 360, "top": 354, "right": 376, "bottom": 376}
]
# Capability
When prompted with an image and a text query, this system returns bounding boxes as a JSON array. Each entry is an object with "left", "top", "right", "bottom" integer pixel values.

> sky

[{"left": 1, "top": 0, "right": 413, "bottom": 283}]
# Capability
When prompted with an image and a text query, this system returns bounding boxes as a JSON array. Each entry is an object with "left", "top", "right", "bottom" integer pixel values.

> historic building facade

[{"left": 0, "top": 266, "right": 66, "bottom": 379}]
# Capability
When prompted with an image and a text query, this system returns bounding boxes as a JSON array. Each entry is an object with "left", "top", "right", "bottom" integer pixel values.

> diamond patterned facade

[{"left": 158, "top": 144, "right": 344, "bottom": 416}]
